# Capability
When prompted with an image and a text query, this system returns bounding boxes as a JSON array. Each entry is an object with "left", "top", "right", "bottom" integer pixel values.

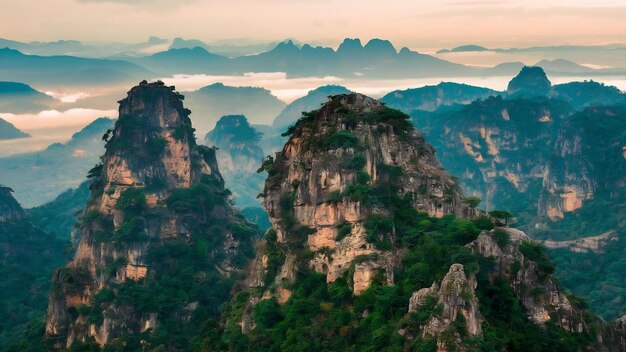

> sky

[{"left": 0, "top": 0, "right": 624, "bottom": 50}]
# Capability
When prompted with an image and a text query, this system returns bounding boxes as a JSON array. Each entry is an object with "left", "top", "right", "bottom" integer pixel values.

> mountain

[
  {"left": 0, "top": 186, "right": 69, "bottom": 350},
  {"left": 0, "top": 36, "right": 169, "bottom": 58},
  {"left": 0, "top": 48, "right": 151, "bottom": 87},
  {"left": 169, "top": 38, "right": 274, "bottom": 58},
  {"left": 137, "top": 47, "right": 230, "bottom": 74},
  {"left": 27, "top": 181, "right": 90, "bottom": 241},
  {"left": 204, "top": 93, "right": 625, "bottom": 351},
  {"left": 0, "top": 117, "right": 29, "bottom": 139},
  {"left": 535, "top": 58, "right": 593, "bottom": 74},
  {"left": 397, "top": 69, "right": 626, "bottom": 318},
  {"left": 44, "top": 81, "right": 256, "bottom": 349},
  {"left": 0, "top": 81, "right": 55, "bottom": 113},
  {"left": 169, "top": 37, "right": 212, "bottom": 52},
  {"left": 184, "top": 82, "right": 286, "bottom": 136},
  {"left": 411, "top": 95, "right": 572, "bottom": 214},
  {"left": 506, "top": 66, "right": 552, "bottom": 97},
  {"left": 272, "top": 85, "right": 352, "bottom": 130},
  {"left": 135, "top": 38, "right": 474, "bottom": 79},
  {"left": 437, "top": 44, "right": 489, "bottom": 54},
  {"left": 0, "top": 117, "right": 114, "bottom": 207},
  {"left": 204, "top": 115, "right": 265, "bottom": 208},
  {"left": 380, "top": 82, "right": 498, "bottom": 113},
  {"left": 551, "top": 80, "right": 626, "bottom": 109}
]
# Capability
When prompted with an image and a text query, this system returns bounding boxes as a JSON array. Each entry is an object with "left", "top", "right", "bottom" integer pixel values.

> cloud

[
  {"left": 75, "top": 0, "right": 195, "bottom": 10},
  {"left": 1, "top": 108, "right": 117, "bottom": 130}
]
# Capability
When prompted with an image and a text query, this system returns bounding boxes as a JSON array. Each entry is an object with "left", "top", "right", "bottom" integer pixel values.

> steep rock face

[
  {"left": 45, "top": 81, "right": 255, "bottom": 349},
  {"left": 468, "top": 228, "right": 587, "bottom": 331},
  {"left": 409, "top": 264, "right": 483, "bottom": 350},
  {"left": 204, "top": 115, "right": 265, "bottom": 208},
  {"left": 259, "top": 93, "right": 466, "bottom": 299},
  {"left": 412, "top": 95, "right": 572, "bottom": 214},
  {"left": 539, "top": 106, "right": 626, "bottom": 222},
  {"left": 0, "top": 186, "right": 24, "bottom": 221},
  {"left": 506, "top": 66, "right": 551, "bottom": 98}
]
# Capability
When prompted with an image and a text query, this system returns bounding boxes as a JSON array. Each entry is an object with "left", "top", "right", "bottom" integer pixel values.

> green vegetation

[
  {"left": 62, "top": 174, "right": 257, "bottom": 351},
  {"left": 0, "top": 220, "right": 70, "bottom": 350},
  {"left": 493, "top": 228, "right": 510, "bottom": 248},
  {"left": 200, "top": 200, "right": 594, "bottom": 351},
  {"left": 313, "top": 129, "right": 360, "bottom": 150},
  {"left": 519, "top": 241, "right": 555, "bottom": 280},
  {"left": 489, "top": 210, "right": 513, "bottom": 226}
]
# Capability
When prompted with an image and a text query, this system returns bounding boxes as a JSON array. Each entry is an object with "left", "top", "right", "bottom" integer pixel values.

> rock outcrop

[
  {"left": 409, "top": 264, "right": 483, "bottom": 350},
  {"left": 507, "top": 66, "right": 551, "bottom": 97},
  {"left": 44, "top": 81, "right": 255, "bottom": 349},
  {"left": 251, "top": 93, "right": 467, "bottom": 309},
  {"left": 0, "top": 186, "right": 24, "bottom": 221},
  {"left": 468, "top": 228, "right": 587, "bottom": 332}
]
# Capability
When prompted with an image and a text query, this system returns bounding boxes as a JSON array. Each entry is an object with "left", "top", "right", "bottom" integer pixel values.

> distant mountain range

[
  {"left": 184, "top": 82, "right": 286, "bottom": 135},
  {"left": 436, "top": 44, "right": 626, "bottom": 68},
  {"left": 3, "top": 37, "right": 624, "bottom": 89},
  {"left": 0, "top": 118, "right": 29, "bottom": 140},
  {"left": 0, "top": 117, "right": 113, "bottom": 207},
  {"left": 0, "top": 81, "right": 55, "bottom": 112},
  {"left": 0, "top": 48, "right": 152, "bottom": 87}
]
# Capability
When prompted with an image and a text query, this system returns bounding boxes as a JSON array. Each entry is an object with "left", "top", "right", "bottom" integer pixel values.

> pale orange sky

[{"left": 0, "top": 0, "right": 624, "bottom": 50}]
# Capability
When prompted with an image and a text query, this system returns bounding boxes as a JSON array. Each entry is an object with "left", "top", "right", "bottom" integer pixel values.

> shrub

[
  {"left": 146, "top": 136, "right": 168, "bottom": 157},
  {"left": 336, "top": 223, "right": 352, "bottom": 241},
  {"left": 116, "top": 188, "right": 146, "bottom": 216},
  {"left": 493, "top": 228, "right": 510, "bottom": 249},
  {"left": 346, "top": 152, "right": 367, "bottom": 170}
]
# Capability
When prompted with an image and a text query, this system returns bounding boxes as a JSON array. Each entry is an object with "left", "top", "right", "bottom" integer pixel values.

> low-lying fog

[{"left": 2, "top": 72, "right": 625, "bottom": 157}]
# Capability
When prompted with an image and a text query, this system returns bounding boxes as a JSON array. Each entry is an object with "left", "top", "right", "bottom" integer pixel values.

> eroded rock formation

[{"left": 44, "top": 81, "right": 255, "bottom": 348}]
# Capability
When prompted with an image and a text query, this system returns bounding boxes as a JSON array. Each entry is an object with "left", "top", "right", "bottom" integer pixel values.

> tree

[
  {"left": 489, "top": 210, "right": 513, "bottom": 226},
  {"left": 463, "top": 196, "right": 481, "bottom": 209},
  {"left": 463, "top": 196, "right": 481, "bottom": 217}
]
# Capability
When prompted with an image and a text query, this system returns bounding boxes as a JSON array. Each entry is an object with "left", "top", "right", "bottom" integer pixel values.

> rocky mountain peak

[
  {"left": 252, "top": 92, "right": 467, "bottom": 304},
  {"left": 337, "top": 38, "right": 364, "bottom": 54},
  {"left": 45, "top": 81, "right": 254, "bottom": 349},
  {"left": 507, "top": 66, "right": 552, "bottom": 97},
  {"left": 0, "top": 185, "right": 24, "bottom": 221},
  {"left": 96, "top": 80, "right": 221, "bottom": 217}
]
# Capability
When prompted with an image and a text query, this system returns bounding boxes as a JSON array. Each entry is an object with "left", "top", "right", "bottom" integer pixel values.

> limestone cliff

[
  {"left": 539, "top": 106, "right": 626, "bottom": 223},
  {"left": 250, "top": 93, "right": 467, "bottom": 311},
  {"left": 408, "top": 263, "right": 483, "bottom": 351},
  {"left": 44, "top": 81, "right": 255, "bottom": 349},
  {"left": 468, "top": 228, "right": 588, "bottom": 332},
  {"left": 413, "top": 94, "right": 571, "bottom": 214}
]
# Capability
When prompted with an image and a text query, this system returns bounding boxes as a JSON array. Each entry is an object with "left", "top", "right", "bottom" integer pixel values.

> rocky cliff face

[
  {"left": 408, "top": 263, "right": 483, "bottom": 350},
  {"left": 0, "top": 186, "right": 24, "bottom": 221},
  {"left": 468, "top": 228, "right": 587, "bottom": 331},
  {"left": 413, "top": 94, "right": 572, "bottom": 215},
  {"left": 212, "top": 91, "right": 626, "bottom": 352},
  {"left": 539, "top": 106, "right": 626, "bottom": 223},
  {"left": 44, "top": 81, "right": 255, "bottom": 349},
  {"left": 252, "top": 93, "right": 467, "bottom": 309}
]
